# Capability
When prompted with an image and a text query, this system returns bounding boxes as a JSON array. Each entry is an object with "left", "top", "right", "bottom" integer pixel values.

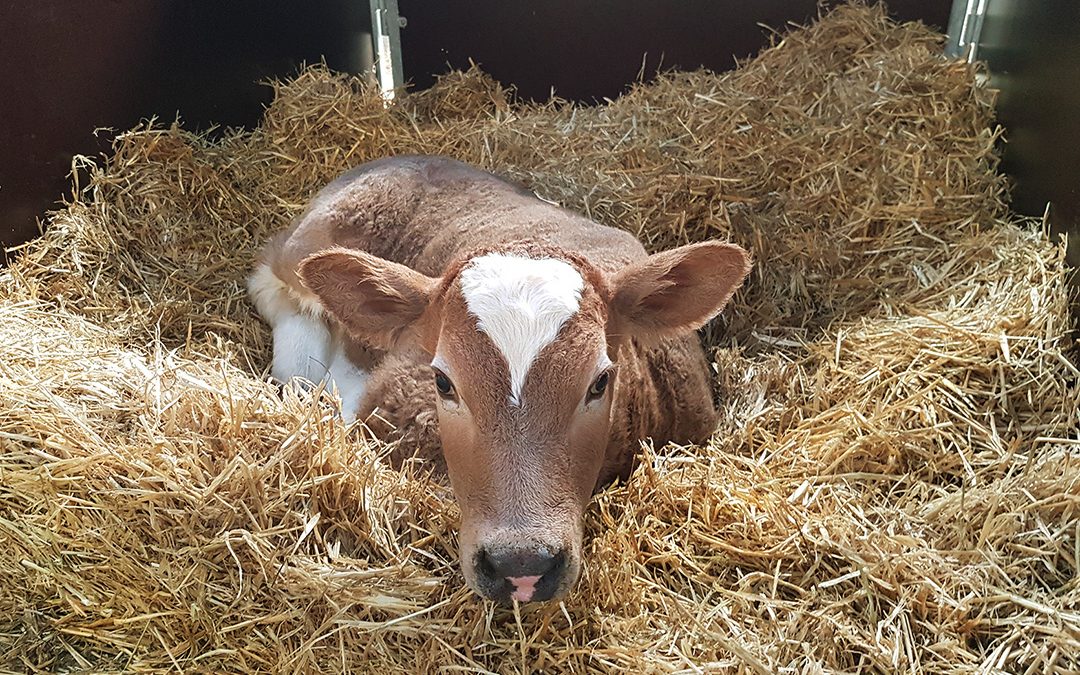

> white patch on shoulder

[
  {"left": 270, "top": 313, "right": 332, "bottom": 384},
  {"left": 327, "top": 349, "right": 369, "bottom": 423},
  {"left": 248, "top": 263, "right": 331, "bottom": 383},
  {"left": 247, "top": 263, "right": 325, "bottom": 320},
  {"left": 458, "top": 254, "right": 584, "bottom": 405},
  {"left": 249, "top": 262, "right": 369, "bottom": 419}
]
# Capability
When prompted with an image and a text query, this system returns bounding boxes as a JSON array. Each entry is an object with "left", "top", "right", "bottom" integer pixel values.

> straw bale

[{"left": 2, "top": 4, "right": 1078, "bottom": 672}]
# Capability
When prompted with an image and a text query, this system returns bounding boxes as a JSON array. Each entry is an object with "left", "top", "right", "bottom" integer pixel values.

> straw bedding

[{"left": 2, "top": 4, "right": 1078, "bottom": 672}]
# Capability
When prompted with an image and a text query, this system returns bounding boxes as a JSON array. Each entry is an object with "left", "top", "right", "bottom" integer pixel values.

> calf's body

[{"left": 249, "top": 155, "right": 750, "bottom": 603}]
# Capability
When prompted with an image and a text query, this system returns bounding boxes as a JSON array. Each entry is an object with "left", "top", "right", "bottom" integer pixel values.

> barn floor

[{"left": 2, "top": 4, "right": 1078, "bottom": 673}]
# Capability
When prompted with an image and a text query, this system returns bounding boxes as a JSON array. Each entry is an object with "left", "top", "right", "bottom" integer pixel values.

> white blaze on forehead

[{"left": 458, "top": 253, "right": 585, "bottom": 404}]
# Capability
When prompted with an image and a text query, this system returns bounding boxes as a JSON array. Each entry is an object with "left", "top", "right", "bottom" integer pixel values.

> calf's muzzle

[{"left": 474, "top": 541, "right": 569, "bottom": 604}]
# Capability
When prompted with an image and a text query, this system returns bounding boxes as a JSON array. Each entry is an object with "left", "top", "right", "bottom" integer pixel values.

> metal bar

[
  {"left": 945, "top": 0, "right": 987, "bottom": 62},
  {"left": 369, "top": 0, "right": 404, "bottom": 100}
]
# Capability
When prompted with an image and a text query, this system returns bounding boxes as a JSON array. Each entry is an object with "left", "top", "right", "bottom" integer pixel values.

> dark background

[
  {"left": 974, "top": 0, "right": 1080, "bottom": 264},
  {"left": 10, "top": 0, "right": 1046, "bottom": 261},
  {"left": 399, "top": 1, "right": 950, "bottom": 102}
]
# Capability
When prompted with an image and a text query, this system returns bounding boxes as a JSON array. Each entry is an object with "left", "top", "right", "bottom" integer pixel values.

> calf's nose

[{"left": 476, "top": 545, "right": 567, "bottom": 603}]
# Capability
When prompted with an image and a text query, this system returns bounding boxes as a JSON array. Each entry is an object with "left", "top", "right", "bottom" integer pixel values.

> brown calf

[{"left": 248, "top": 156, "right": 751, "bottom": 604}]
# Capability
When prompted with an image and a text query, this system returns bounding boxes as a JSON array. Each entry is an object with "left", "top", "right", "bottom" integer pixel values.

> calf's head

[{"left": 298, "top": 242, "right": 750, "bottom": 603}]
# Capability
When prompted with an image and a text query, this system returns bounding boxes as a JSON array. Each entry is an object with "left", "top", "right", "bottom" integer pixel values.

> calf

[{"left": 248, "top": 156, "right": 751, "bottom": 604}]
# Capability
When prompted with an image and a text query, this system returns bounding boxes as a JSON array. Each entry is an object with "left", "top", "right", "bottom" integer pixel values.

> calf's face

[{"left": 298, "top": 242, "right": 750, "bottom": 604}]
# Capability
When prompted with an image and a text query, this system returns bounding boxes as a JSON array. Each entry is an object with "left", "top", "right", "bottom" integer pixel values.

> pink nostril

[{"left": 507, "top": 575, "right": 542, "bottom": 603}]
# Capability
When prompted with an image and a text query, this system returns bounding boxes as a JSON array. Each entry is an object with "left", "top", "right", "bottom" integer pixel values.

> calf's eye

[
  {"left": 586, "top": 370, "right": 611, "bottom": 402},
  {"left": 433, "top": 369, "right": 456, "bottom": 399}
]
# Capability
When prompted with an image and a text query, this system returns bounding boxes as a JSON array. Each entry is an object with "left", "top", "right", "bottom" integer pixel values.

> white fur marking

[
  {"left": 247, "top": 263, "right": 324, "bottom": 321},
  {"left": 247, "top": 264, "right": 332, "bottom": 383},
  {"left": 458, "top": 254, "right": 584, "bottom": 404},
  {"left": 247, "top": 263, "right": 293, "bottom": 323},
  {"left": 327, "top": 349, "right": 369, "bottom": 423},
  {"left": 249, "top": 263, "right": 367, "bottom": 419},
  {"left": 270, "top": 314, "right": 332, "bottom": 384}
]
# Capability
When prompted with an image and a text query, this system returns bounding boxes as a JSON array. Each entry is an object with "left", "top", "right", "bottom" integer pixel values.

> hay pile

[{"left": 2, "top": 4, "right": 1078, "bottom": 672}]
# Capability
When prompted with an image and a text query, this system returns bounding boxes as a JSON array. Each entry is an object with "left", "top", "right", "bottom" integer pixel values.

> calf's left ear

[{"left": 608, "top": 241, "right": 751, "bottom": 344}]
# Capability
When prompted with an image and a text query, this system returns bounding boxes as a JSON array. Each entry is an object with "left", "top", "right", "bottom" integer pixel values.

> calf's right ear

[{"left": 298, "top": 247, "right": 440, "bottom": 352}]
